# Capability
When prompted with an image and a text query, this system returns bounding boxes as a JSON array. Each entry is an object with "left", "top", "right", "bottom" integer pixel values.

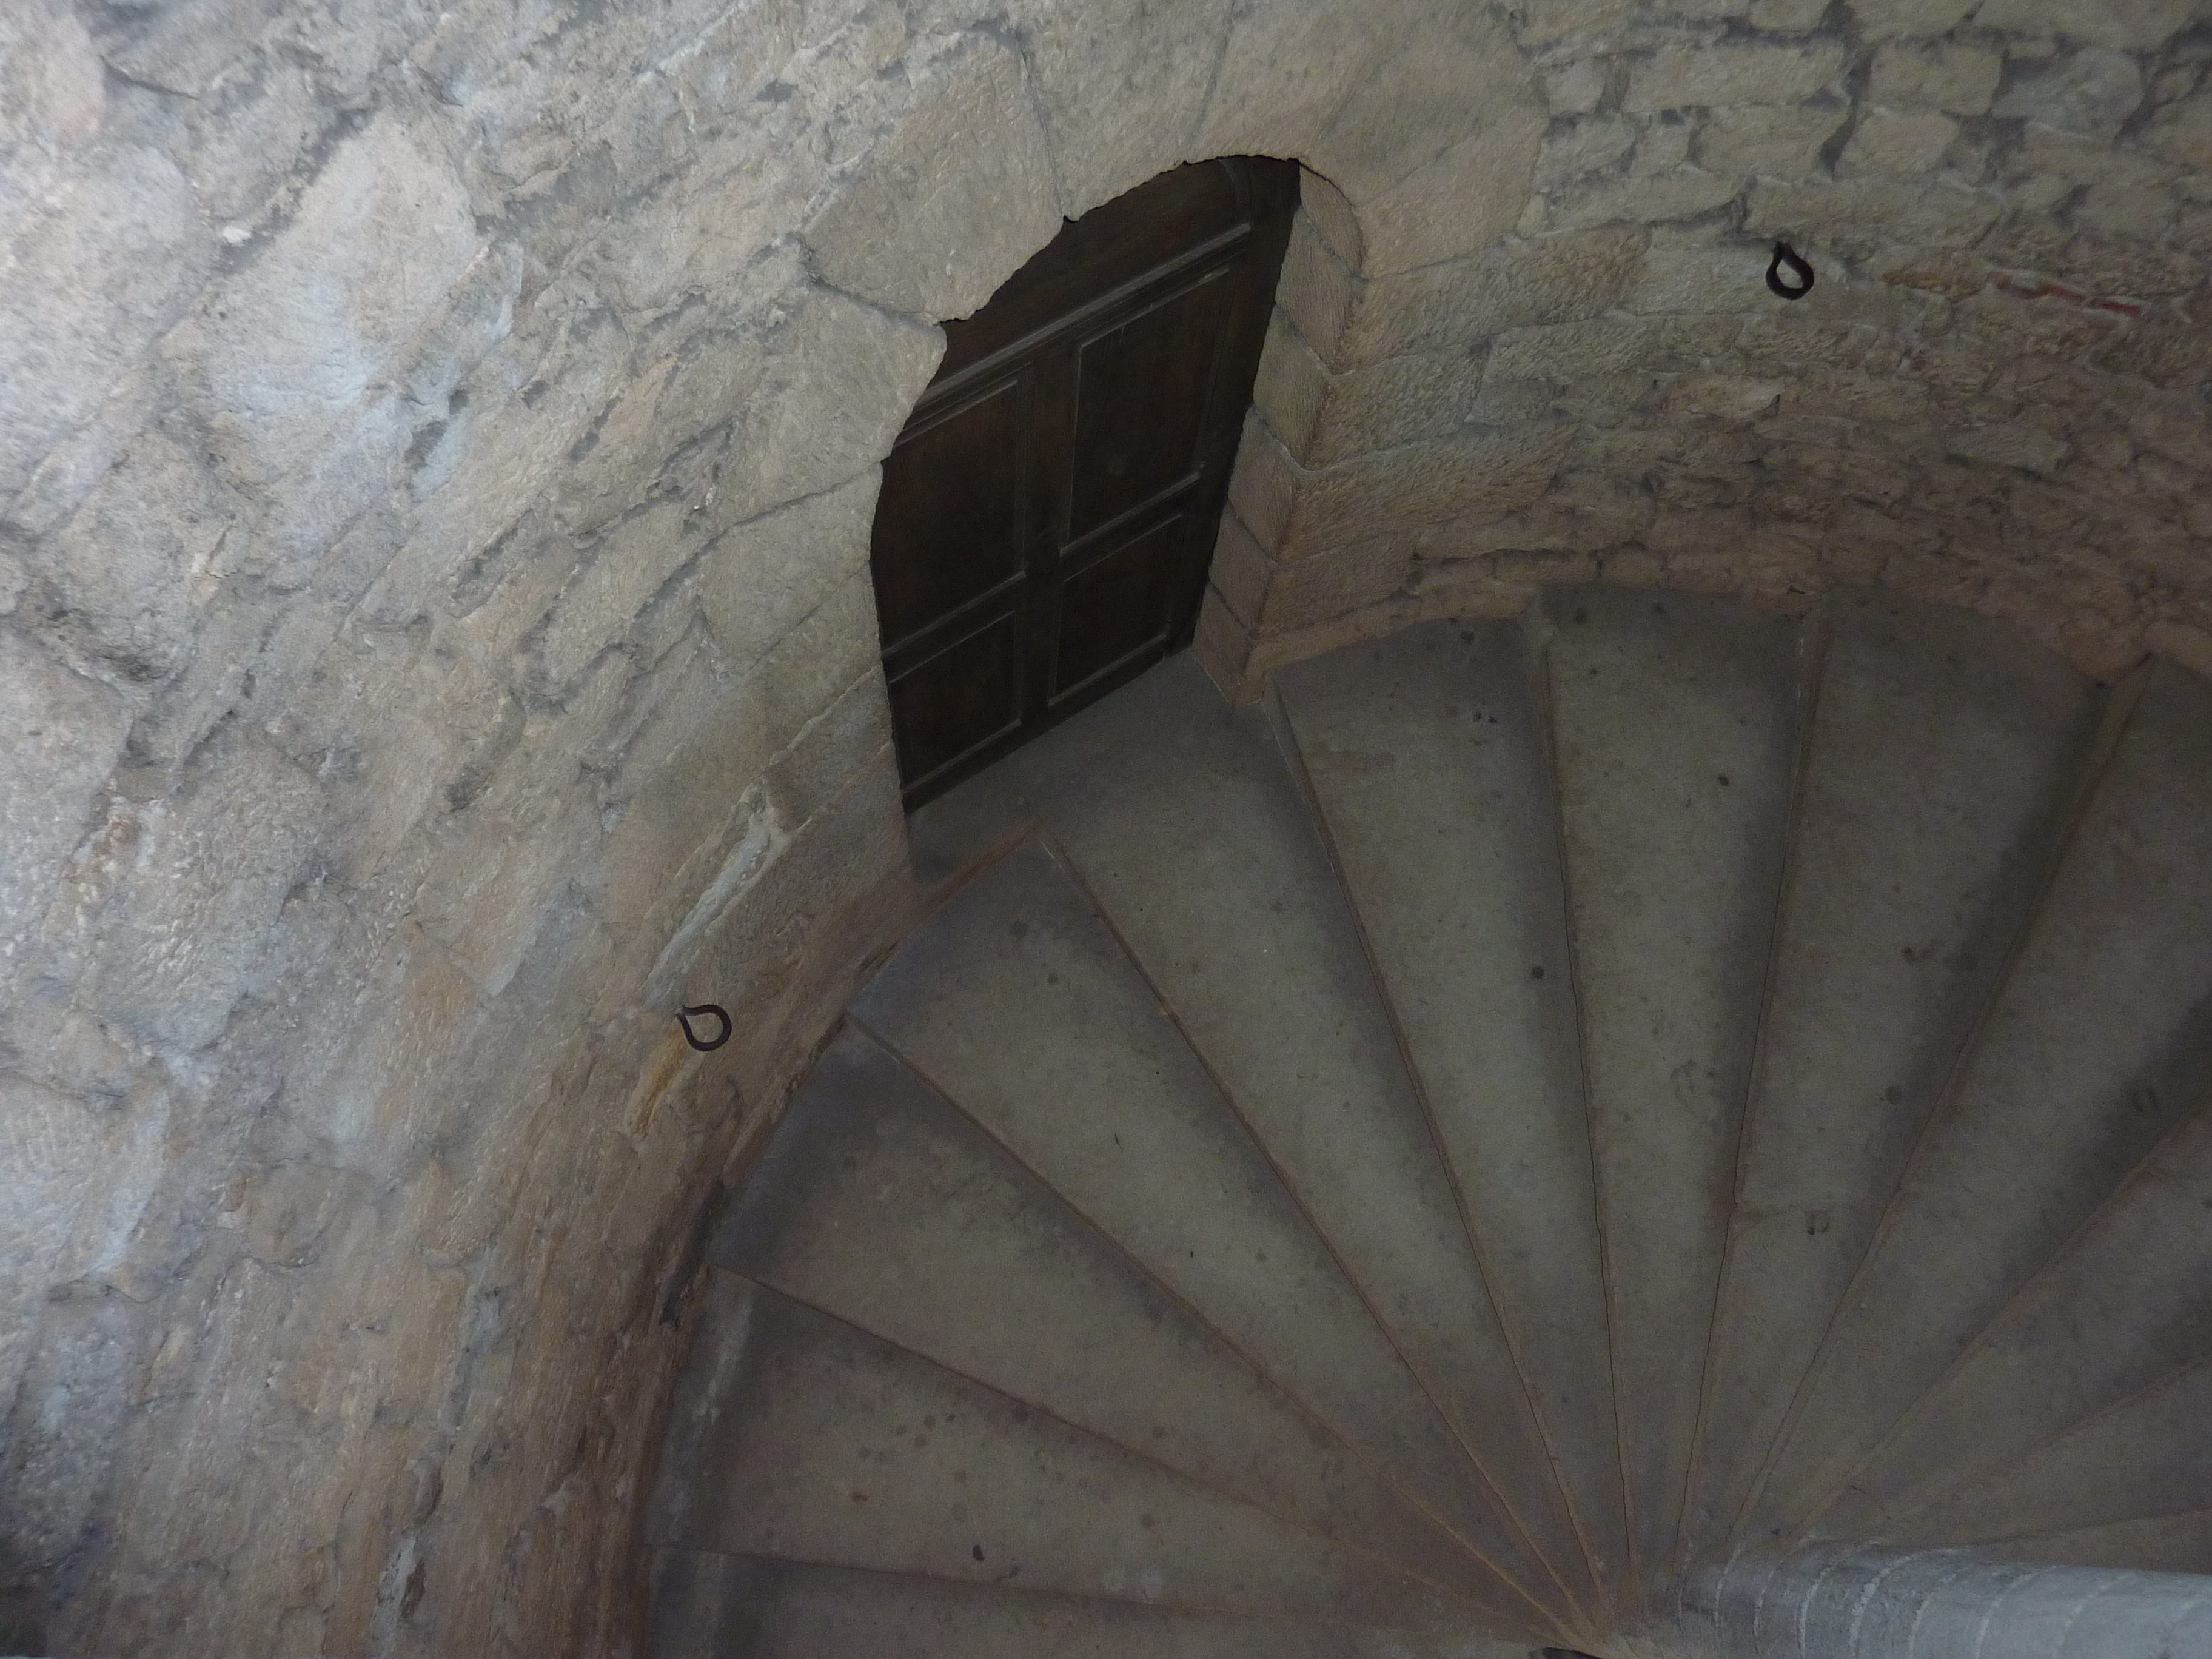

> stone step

[
  {"left": 1746, "top": 657, "right": 2212, "bottom": 1542},
  {"left": 1272, "top": 618, "right": 1624, "bottom": 1607},
  {"left": 892, "top": 652, "right": 1598, "bottom": 1621},
  {"left": 1903, "top": 1352, "right": 2212, "bottom": 1550},
  {"left": 1817, "top": 1103, "right": 2212, "bottom": 1540},
  {"left": 648, "top": 1273, "right": 1509, "bottom": 1633},
  {"left": 2002, "top": 1509, "right": 2212, "bottom": 1578},
  {"left": 1684, "top": 589, "right": 2102, "bottom": 1557},
  {"left": 709, "top": 1024, "right": 1524, "bottom": 1615},
  {"left": 648, "top": 1552, "right": 1538, "bottom": 1659},
  {"left": 849, "top": 837, "right": 1569, "bottom": 1630},
  {"left": 1540, "top": 585, "right": 1808, "bottom": 1578}
]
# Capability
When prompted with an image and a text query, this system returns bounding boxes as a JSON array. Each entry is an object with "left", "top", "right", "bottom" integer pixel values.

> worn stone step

[
  {"left": 1902, "top": 1353, "right": 2212, "bottom": 1552},
  {"left": 1685, "top": 590, "right": 2102, "bottom": 1557},
  {"left": 891, "top": 651, "right": 1597, "bottom": 1620},
  {"left": 648, "top": 1273, "right": 1512, "bottom": 1634},
  {"left": 648, "top": 1552, "right": 1538, "bottom": 1659},
  {"left": 1817, "top": 1103, "right": 2212, "bottom": 1540},
  {"left": 1272, "top": 618, "right": 1624, "bottom": 1606},
  {"left": 2002, "top": 1509, "right": 2212, "bottom": 1578},
  {"left": 850, "top": 837, "right": 1568, "bottom": 1629},
  {"left": 1541, "top": 585, "right": 1808, "bottom": 1578},
  {"left": 709, "top": 1024, "right": 1523, "bottom": 1615},
  {"left": 1744, "top": 657, "right": 2212, "bottom": 1544}
]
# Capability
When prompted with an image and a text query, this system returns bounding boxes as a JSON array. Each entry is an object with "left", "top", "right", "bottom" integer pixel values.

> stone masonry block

[
  {"left": 803, "top": 36, "right": 1063, "bottom": 321},
  {"left": 1308, "top": 2, "right": 1527, "bottom": 202},
  {"left": 1275, "top": 210, "right": 1360, "bottom": 363},
  {"left": 1747, "top": 178, "right": 2002, "bottom": 252},
  {"left": 168, "top": 114, "right": 480, "bottom": 496},
  {"left": 1973, "top": 0, "right": 2204, "bottom": 50},
  {"left": 1196, "top": 1, "right": 1381, "bottom": 168},
  {"left": 1486, "top": 315, "right": 1741, "bottom": 381},
  {"left": 1344, "top": 227, "right": 1648, "bottom": 364},
  {"left": 1545, "top": 167, "right": 1742, "bottom": 232},
  {"left": 1007, "top": 0, "right": 1235, "bottom": 218},
  {"left": 1227, "top": 411, "right": 1301, "bottom": 551},
  {"left": 1250, "top": 310, "right": 1329, "bottom": 463},
  {"left": 0, "top": 627, "right": 129, "bottom": 970},
  {"left": 1993, "top": 48, "right": 2145, "bottom": 139},
  {"left": 1191, "top": 583, "right": 1260, "bottom": 699},
  {"left": 32, "top": 420, "right": 241, "bottom": 687},
  {"left": 1537, "top": 116, "right": 1637, "bottom": 191},
  {"left": 1356, "top": 101, "right": 1548, "bottom": 274},
  {"left": 1845, "top": 0, "right": 1980, "bottom": 39},
  {"left": 1838, "top": 109, "right": 1960, "bottom": 178},
  {"left": 0, "top": 0, "right": 106, "bottom": 164},
  {"left": 1255, "top": 533, "right": 1417, "bottom": 632},
  {"left": 1207, "top": 509, "right": 1275, "bottom": 631},
  {"left": 699, "top": 474, "right": 882, "bottom": 671},
  {"left": 0, "top": 1076, "right": 112, "bottom": 1431},
  {"left": 1308, "top": 351, "right": 1504, "bottom": 465},
  {"left": 1297, "top": 167, "right": 1364, "bottom": 271},
  {"left": 0, "top": 146, "right": 214, "bottom": 500},
  {"left": 1624, "top": 41, "right": 1848, "bottom": 114},
  {"left": 700, "top": 286, "right": 943, "bottom": 535},
  {"left": 1869, "top": 42, "right": 2004, "bottom": 116},
  {"left": 1279, "top": 424, "right": 1577, "bottom": 555},
  {"left": 87, "top": 733, "right": 326, "bottom": 1054},
  {"left": 1697, "top": 104, "right": 1850, "bottom": 179}
]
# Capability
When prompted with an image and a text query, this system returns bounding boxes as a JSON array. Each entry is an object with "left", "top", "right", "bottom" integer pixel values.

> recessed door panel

[
  {"left": 871, "top": 378, "right": 1027, "bottom": 651},
  {"left": 1051, "top": 514, "right": 1188, "bottom": 702},
  {"left": 886, "top": 611, "right": 1025, "bottom": 791},
  {"left": 1065, "top": 273, "right": 1233, "bottom": 541},
  {"left": 866, "top": 157, "right": 1301, "bottom": 808}
]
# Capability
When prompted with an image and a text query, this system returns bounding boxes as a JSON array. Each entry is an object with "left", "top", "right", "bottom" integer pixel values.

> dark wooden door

[{"left": 870, "top": 156, "right": 1300, "bottom": 808}]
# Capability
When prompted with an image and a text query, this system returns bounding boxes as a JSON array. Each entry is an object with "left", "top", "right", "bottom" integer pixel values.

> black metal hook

[
  {"left": 1766, "top": 241, "right": 1815, "bottom": 300},
  {"left": 676, "top": 1004, "right": 732, "bottom": 1052}
]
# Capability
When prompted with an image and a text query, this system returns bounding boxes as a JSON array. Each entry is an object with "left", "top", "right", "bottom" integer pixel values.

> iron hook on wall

[
  {"left": 1766, "top": 241, "right": 1815, "bottom": 300},
  {"left": 677, "top": 1004, "right": 732, "bottom": 1052}
]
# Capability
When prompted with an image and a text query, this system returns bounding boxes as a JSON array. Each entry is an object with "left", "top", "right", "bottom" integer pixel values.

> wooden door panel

[
  {"left": 1064, "top": 272, "right": 1233, "bottom": 540},
  {"left": 933, "top": 163, "right": 1252, "bottom": 384},
  {"left": 871, "top": 377, "right": 1028, "bottom": 652},
  {"left": 870, "top": 156, "right": 1299, "bottom": 808},
  {"left": 1050, "top": 512, "right": 1189, "bottom": 701},
  {"left": 886, "top": 609, "right": 1025, "bottom": 790}
]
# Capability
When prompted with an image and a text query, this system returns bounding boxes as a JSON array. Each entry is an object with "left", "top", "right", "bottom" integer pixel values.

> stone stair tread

[
  {"left": 709, "top": 1024, "right": 1519, "bottom": 1611},
  {"left": 1821, "top": 1105, "right": 2212, "bottom": 1538},
  {"left": 913, "top": 651, "right": 1596, "bottom": 1617},
  {"left": 1687, "top": 590, "right": 2101, "bottom": 1552},
  {"left": 1272, "top": 617, "right": 1623, "bottom": 1602},
  {"left": 2000, "top": 1512, "right": 2212, "bottom": 1578},
  {"left": 849, "top": 837, "right": 1566, "bottom": 1625},
  {"left": 648, "top": 1552, "right": 1538, "bottom": 1659},
  {"left": 1897, "top": 1355, "right": 2212, "bottom": 1549},
  {"left": 649, "top": 1273, "right": 1515, "bottom": 1634},
  {"left": 1541, "top": 585, "right": 1807, "bottom": 1577},
  {"left": 1749, "top": 657, "right": 2212, "bottom": 1541}
]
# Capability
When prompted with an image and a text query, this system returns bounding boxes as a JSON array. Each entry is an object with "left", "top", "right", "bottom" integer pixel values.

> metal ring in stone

[
  {"left": 677, "top": 1004, "right": 732, "bottom": 1051},
  {"left": 1766, "top": 241, "right": 1815, "bottom": 299}
]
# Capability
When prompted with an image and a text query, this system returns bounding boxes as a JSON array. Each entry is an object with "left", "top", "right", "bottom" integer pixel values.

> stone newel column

[{"left": 1627, "top": 1544, "right": 2212, "bottom": 1659}]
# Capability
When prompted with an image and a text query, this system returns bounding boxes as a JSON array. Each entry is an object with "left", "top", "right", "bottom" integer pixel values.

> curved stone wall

[
  {"left": 0, "top": 0, "right": 2208, "bottom": 1652},
  {"left": 1202, "top": 3, "right": 2212, "bottom": 689}
]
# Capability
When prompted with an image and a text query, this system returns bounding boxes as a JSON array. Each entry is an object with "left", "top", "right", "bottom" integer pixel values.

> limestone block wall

[
  {"left": 1, "top": 0, "right": 2210, "bottom": 1654},
  {"left": 1200, "top": 3, "right": 2212, "bottom": 692}
]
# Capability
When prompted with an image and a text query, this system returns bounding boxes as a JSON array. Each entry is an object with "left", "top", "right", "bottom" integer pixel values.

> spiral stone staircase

[{"left": 640, "top": 585, "right": 2212, "bottom": 1657}]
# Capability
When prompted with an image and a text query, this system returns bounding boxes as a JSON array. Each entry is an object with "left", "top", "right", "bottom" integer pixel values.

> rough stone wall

[
  {"left": 1201, "top": 0, "right": 2212, "bottom": 694},
  {"left": 2, "top": 0, "right": 2210, "bottom": 1654}
]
